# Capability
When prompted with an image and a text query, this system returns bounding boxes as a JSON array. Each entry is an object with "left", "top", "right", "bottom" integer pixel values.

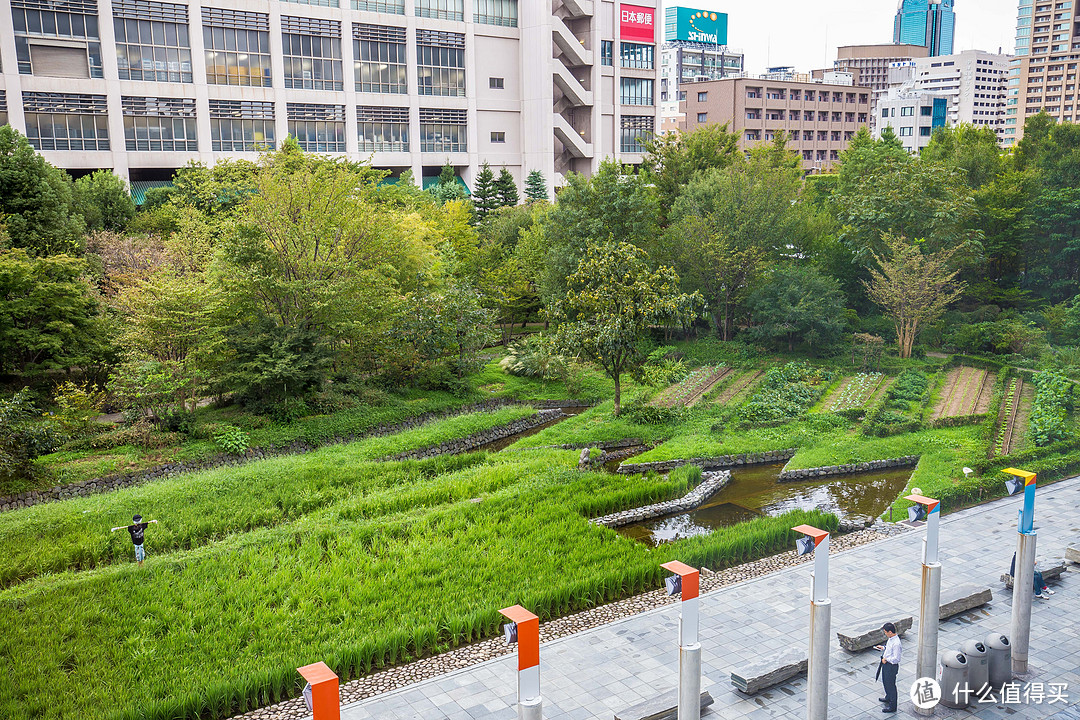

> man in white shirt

[{"left": 874, "top": 622, "right": 902, "bottom": 713}]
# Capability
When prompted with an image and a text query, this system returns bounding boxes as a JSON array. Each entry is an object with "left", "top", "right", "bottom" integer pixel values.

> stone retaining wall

[
  {"left": 591, "top": 471, "right": 731, "bottom": 528},
  {"left": 384, "top": 410, "right": 566, "bottom": 461},
  {"left": 523, "top": 438, "right": 644, "bottom": 452},
  {"left": 616, "top": 449, "right": 798, "bottom": 475},
  {"left": 777, "top": 455, "right": 919, "bottom": 483},
  {"left": 0, "top": 399, "right": 588, "bottom": 512}
]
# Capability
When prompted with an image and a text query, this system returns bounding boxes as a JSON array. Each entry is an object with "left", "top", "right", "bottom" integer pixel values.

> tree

[
  {"left": 547, "top": 240, "right": 702, "bottom": 416},
  {"left": 0, "top": 247, "right": 110, "bottom": 376},
  {"left": 74, "top": 169, "right": 136, "bottom": 231},
  {"left": 496, "top": 168, "right": 519, "bottom": 207},
  {"left": 0, "top": 389, "right": 61, "bottom": 493},
  {"left": 640, "top": 123, "right": 741, "bottom": 222},
  {"left": 863, "top": 235, "right": 966, "bottom": 359},
  {"left": 472, "top": 162, "right": 499, "bottom": 223},
  {"left": 745, "top": 264, "right": 847, "bottom": 354},
  {"left": 524, "top": 170, "right": 549, "bottom": 202},
  {"left": 0, "top": 126, "right": 85, "bottom": 256},
  {"left": 920, "top": 125, "right": 1004, "bottom": 189}
]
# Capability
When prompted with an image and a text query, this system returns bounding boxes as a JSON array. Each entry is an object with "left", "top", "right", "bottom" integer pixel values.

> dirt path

[
  {"left": 714, "top": 370, "right": 764, "bottom": 407},
  {"left": 685, "top": 367, "right": 733, "bottom": 408}
]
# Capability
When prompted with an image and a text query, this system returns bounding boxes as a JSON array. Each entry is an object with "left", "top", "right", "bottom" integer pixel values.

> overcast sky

[{"left": 664, "top": 1, "right": 1020, "bottom": 75}]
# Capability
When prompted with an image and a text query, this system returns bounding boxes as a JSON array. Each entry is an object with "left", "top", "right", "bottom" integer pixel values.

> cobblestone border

[
  {"left": 229, "top": 522, "right": 915, "bottom": 720},
  {"left": 777, "top": 455, "right": 920, "bottom": 482},
  {"left": 383, "top": 410, "right": 566, "bottom": 461},
  {"left": 590, "top": 471, "right": 731, "bottom": 528},
  {"left": 0, "top": 400, "right": 589, "bottom": 512},
  {"left": 615, "top": 449, "right": 798, "bottom": 475}
]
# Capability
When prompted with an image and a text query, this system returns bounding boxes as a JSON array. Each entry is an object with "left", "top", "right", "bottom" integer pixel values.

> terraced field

[
  {"left": 991, "top": 378, "right": 1034, "bottom": 457},
  {"left": 712, "top": 370, "right": 765, "bottom": 407},
  {"left": 649, "top": 365, "right": 730, "bottom": 408},
  {"left": 931, "top": 366, "right": 996, "bottom": 420},
  {"left": 822, "top": 372, "right": 889, "bottom": 413}
]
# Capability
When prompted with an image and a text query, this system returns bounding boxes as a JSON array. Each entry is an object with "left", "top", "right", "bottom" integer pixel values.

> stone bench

[
  {"left": 613, "top": 690, "right": 714, "bottom": 720},
  {"left": 1001, "top": 559, "right": 1067, "bottom": 590},
  {"left": 837, "top": 616, "right": 913, "bottom": 652},
  {"left": 730, "top": 647, "right": 808, "bottom": 695},
  {"left": 1065, "top": 543, "right": 1079, "bottom": 565},
  {"left": 939, "top": 583, "right": 992, "bottom": 620}
]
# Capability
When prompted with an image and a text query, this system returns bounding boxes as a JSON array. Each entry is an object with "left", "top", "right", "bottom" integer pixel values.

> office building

[
  {"left": 828, "top": 43, "right": 930, "bottom": 92},
  {"left": 680, "top": 77, "right": 872, "bottom": 171},
  {"left": 0, "top": 0, "right": 659, "bottom": 193},
  {"left": 658, "top": 6, "right": 743, "bottom": 131},
  {"left": 1004, "top": 0, "right": 1079, "bottom": 147},
  {"left": 893, "top": 0, "right": 956, "bottom": 57}
]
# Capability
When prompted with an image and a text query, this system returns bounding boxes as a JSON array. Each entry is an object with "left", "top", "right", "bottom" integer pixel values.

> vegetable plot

[
  {"left": 931, "top": 366, "right": 996, "bottom": 420},
  {"left": 991, "top": 377, "right": 1027, "bottom": 458},
  {"left": 825, "top": 373, "right": 886, "bottom": 412},
  {"left": 649, "top": 365, "right": 729, "bottom": 408}
]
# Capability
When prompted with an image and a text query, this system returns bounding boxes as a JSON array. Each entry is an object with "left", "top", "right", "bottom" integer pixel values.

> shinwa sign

[{"left": 665, "top": 6, "right": 729, "bottom": 45}]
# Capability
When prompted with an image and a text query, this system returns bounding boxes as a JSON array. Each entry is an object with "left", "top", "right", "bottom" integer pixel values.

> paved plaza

[{"left": 331, "top": 477, "right": 1080, "bottom": 720}]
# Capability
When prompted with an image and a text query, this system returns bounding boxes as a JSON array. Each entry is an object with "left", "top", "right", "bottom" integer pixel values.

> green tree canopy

[
  {"left": 74, "top": 169, "right": 136, "bottom": 232},
  {"left": 745, "top": 264, "right": 847, "bottom": 354},
  {"left": 640, "top": 123, "right": 741, "bottom": 223},
  {"left": 496, "top": 168, "right": 519, "bottom": 208},
  {"left": 472, "top": 162, "right": 499, "bottom": 223},
  {"left": 524, "top": 170, "right": 549, "bottom": 202}
]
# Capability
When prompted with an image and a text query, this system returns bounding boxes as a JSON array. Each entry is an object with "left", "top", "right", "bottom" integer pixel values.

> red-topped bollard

[
  {"left": 296, "top": 661, "right": 340, "bottom": 720},
  {"left": 500, "top": 604, "right": 541, "bottom": 720},
  {"left": 661, "top": 560, "right": 701, "bottom": 720}
]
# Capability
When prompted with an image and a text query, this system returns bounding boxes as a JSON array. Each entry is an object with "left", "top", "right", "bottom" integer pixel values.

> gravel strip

[{"left": 228, "top": 522, "right": 914, "bottom": 720}]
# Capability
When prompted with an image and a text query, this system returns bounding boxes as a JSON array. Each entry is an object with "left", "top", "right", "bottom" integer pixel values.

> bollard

[
  {"left": 296, "top": 662, "right": 340, "bottom": 720},
  {"left": 500, "top": 605, "right": 542, "bottom": 720},
  {"left": 661, "top": 560, "right": 702, "bottom": 720},
  {"left": 1003, "top": 468, "right": 1037, "bottom": 675},
  {"left": 905, "top": 491, "right": 942, "bottom": 714},
  {"left": 793, "top": 524, "right": 831, "bottom": 720}
]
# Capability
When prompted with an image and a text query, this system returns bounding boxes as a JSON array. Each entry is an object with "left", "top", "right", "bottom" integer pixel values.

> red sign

[{"left": 620, "top": 4, "right": 655, "bottom": 43}]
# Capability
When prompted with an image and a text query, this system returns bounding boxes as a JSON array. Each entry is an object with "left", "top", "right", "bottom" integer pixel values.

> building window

[
  {"left": 0, "top": 91, "right": 6, "bottom": 127},
  {"left": 121, "top": 96, "right": 197, "bottom": 151},
  {"left": 354, "top": 24, "right": 406, "bottom": 94},
  {"left": 209, "top": 99, "right": 275, "bottom": 151},
  {"left": 11, "top": 0, "right": 103, "bottom": 78},
  {"left": 697, "top": 91, "right": 708, "bottom": 102},
  {"left": 287, "top": 103, "right": 346, "bottom": 152},
  {"left": 900, "top": 106, "right": 915, "bottom": 116},
  {"left": 419, "top": 108, "right": 467, "bottom": 152},
  {"left": 899, "top": 126, "right": 913, "bottom": 136},
  {"left": 620, "top": 115, "right": 653, "bottom": 152},
  {"left": 417, "top": 30, "right": 465, "bottom": 97},
  {"left": 284, "top": 0, "right": 335, "bottom": 6},
  {"left": 353, "top": 0, "right": 404, "bottom": 10},
  {"left": 620, "top": 78, "right": 654, "bottom": 105},
  {"left": 697, "top": 112, "right": 708, "bottom": 123},
  {"left": 474, "top": 0, "right": 517, "bottom": 27},
  {"left": 802, "top": 130, "right": 813, "bottom": 141},
  {"left": 416, "top": 0, "right": 463, "bottom": 21},
  {"left": 202, "top": 7, "right": 271, "bottom": 87},
  {"left": 490, "top": 131, "right": 506, "bottom": 143},
  {"left": 282, "top": 16, "right": 342, "bottom": 91},
  {"left": 920, "top": 126, "right": 932, "bottom": 136},
  {"left": 357, "top": 105, "right": 408, "bottom": 151},
  {"left": 113, "top": 0, "right": 191, "bottom": 83},
  {"left": 601, "top": 40, "right": 613, "bottom": 66},
  {"left": 490, "top": 77, "right": 504, "bottom": 89},
  {"left": 920, "top": 106, "right": 933, "bottom": 116},
  {"left": 22, "top": 92, "right": 109, "bottom": 151},
  {"left": 620, "top": 42, "right": 654, "bottom": 69}
]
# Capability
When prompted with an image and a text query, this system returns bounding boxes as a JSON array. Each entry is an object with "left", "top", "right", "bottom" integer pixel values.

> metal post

[
  {"left": 662, "top": 560, "right": 701, "bottom": 720},
  {"left": 906, "top": 493, "right": 942, "bottom": 713},
  {"left": 500, "top": 605, "right": 542, "bottom": 720},
  {"left": 794, "top": 524, "right": 831, "bottom": 720},
  {"left": 1003, "top": 469, "right": 1037, "bottom": 676}
]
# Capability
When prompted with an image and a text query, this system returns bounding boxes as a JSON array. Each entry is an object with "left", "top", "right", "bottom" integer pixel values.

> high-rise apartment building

[
  {"left": 893, "top": 0, "right": 956, "bottom": 57},
  {"left": 1004, "top": 0, "right": 1078, "bottom": 147},
  {"left": 0, "top": 0, "right": 659, "bottom": 192},
  {"left": 876, "top": 49, "right": 1010, "bottom": 152},
  {"left": 680, "top": 77, "right": 872, "bottom": 171}
]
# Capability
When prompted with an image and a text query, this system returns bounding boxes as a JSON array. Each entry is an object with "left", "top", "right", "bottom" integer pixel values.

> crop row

[
  {"left": 993, "top": 378, "right": 1020, "bottom": 457},
  {"left": 739, "top": 362, "right": 834, "bottom": 424},
  {"left": 649, "top": 365, "right": 727, "bottom": 408},
  {"left": 0, "top": 448, "right": 836, "bottom": 720},
  {"left": 1027, "top": 370, "right": 1074, "bottom": 447},
  {"left": 830, "top": 373, "right": 884, "bottom": 412}
]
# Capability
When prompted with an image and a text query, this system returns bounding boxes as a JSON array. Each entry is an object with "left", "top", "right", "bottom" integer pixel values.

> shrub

[
  {"left": 213, "top": 425, "right": 250, "bottom": 455},
  {"left": 620, "top": 400, "right": 686, "bottom": 425},
  {"left": 0, "top": 389, "right": 62, "bottom": 492},
  {"left": 499, "top": 334, "right": 566, "bottom": 380},
  {"left": 739, "top": 362, "right": 832, "bottom": 424},
  {"left": 51, "top": 381, "right": 107, "bottom": 436},
  {"left": 1028, "top": 369, "right": 1073, "bottom": 447}
]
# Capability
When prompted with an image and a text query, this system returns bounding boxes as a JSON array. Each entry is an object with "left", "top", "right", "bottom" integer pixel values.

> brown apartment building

[
  {"left": 681, "top": 78, "right": 872, "bottom": 170},
  {"left": 829, "top": 43, "right": 930, "bottom": 91}
]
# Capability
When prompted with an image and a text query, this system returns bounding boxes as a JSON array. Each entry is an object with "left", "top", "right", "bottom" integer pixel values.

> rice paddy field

[{"left": 2, "top": 352, "right": 1072, "bottom": 720}]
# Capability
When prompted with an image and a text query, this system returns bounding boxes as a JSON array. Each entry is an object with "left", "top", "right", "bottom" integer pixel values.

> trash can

[
  {"left": 985, "top": 632, "right": 1012, "bottom": 689},
  {"left": 962, "top": 639, "right": 989, "bottom": 699},
  {"left": 938, "top": 650, "right": 970, "bottom": 709}
]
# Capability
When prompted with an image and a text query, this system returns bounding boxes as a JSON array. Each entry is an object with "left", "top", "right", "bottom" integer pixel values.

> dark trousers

[{"left": 881, "top": 662, "right": 899, "bottom": 709}]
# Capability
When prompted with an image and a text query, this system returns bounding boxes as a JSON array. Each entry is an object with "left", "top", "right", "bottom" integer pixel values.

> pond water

[
  {"left": 473, "top": 405, "right": 589, "bottom": 453},
  {"left": 617, "top": 462, "right": 913, "bottom": 547}
]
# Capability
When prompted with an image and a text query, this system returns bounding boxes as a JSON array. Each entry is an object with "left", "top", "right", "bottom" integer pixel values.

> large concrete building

[
  {"left": 828, "top": 43, "right": 930, "bottom": 92},
  {"left": 1004, "top": 0, "right": 1078, "bottom": 147},
  {"left": 0, "top": 0, "right": 659, "bottom": 192},
  {"left": 875, "top": 49, "right": 1010, "bottom": 152},
  {"left": 893, "top": 0, "right": 956, "bottom": 57},
  {"left": 679, "top": 77, "right": 872, "bottom": 171}
]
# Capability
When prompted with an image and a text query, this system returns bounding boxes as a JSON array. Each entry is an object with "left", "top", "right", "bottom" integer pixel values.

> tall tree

[
  {"left": 863, "top": 234, "right": 965, "bottom": 359},
  {"left": 74, "top": 169, "right": 137, "bottom": 232},
  {"left": 495, "top": 168, "right": 519, "bottom": 207},
  {"left": 471, "top": 162, "right": 499, "bottom": 223},
  {"left": 640, "top": 123, "right": 741, "bottom": 223},
  {"left": 745, "top": 264, "right": 847, "bottom": 354},
  {"left": 547, "top": 240, "right": 702, "bottom": 416},
  {"left": 524, "top": 170, "right": 549, "bottom": 202},
  {"left": 0, "top": 126, "right": 85, "bottom": 256}
]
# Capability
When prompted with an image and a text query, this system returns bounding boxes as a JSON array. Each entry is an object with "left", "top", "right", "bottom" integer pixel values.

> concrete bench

[
  {"left": 1001, "top": 559, "right": 1067, "bottom": 590},
  {"left": 613, "top": 690, "right": 714, "bottom": 720},
  {"left": 939, "top": 583, "right": 992, "bottom": 620},
  {"left": 730, "top": 647, "right": 808, "bottom": 695},
  {"left": 837, "top": 616, "right": 913, "bottom": 652},
  {"left": 1065, "top": 543, "right": 1079, "bottom": 565}
]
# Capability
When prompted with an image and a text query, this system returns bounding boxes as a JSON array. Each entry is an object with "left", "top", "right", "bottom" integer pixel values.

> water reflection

[{"left": 617, "top": 462, "right": 912, "bottom": 547}]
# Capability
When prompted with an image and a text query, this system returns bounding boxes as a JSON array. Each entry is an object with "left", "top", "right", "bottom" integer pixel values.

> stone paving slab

[{"left": 328, "top": 477, "right": 1080, "bottom": 720}]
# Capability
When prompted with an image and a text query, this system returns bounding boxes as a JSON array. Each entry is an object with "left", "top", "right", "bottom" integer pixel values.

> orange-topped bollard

[
  {"left": 297, "top": 661, "right": 340, "bottom": 720},
  {"left": 500, "top": 604, "right": 542, "bottom": 720},
  {"left": 661, "top": 560, "right": 702, "bottom": 720}
]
